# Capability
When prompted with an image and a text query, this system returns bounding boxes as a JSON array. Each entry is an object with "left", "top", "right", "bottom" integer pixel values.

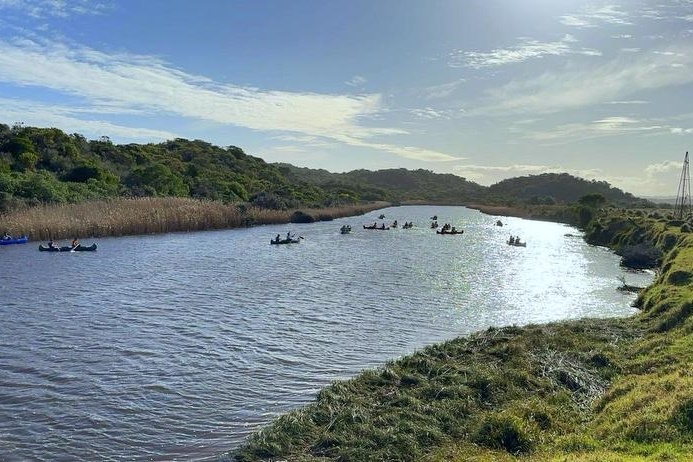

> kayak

[
  {"left": 270, "top": 238, "right": 300, "bottom": 245},
  {"left": 0, "top": 235, "right": 28, "bottom": 245},
  {"left": 38, "top": 243, "right": 98, "bottom": 252}
]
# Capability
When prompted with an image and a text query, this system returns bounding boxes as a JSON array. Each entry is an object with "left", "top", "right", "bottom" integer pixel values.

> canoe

[
  {"left": 38, "top": 243, "right": 98, "bottom": 252},
  {"left": 270, "top": 238, "right": 300, "bottom": 245},
  {"left": 507, "top": 241, "right": 526, "bottom": 247},
  {"left": 0, "top": 235, "right": 28, "bottom": 245},
  {"left": 436, "top": 230, "right": 464, "bottom": 235},
  {"left": 363, "top": 225, "right": 389, "bottom": 230}
]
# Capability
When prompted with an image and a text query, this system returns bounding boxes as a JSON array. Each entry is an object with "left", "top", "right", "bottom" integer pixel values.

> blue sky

[{"left": 0, "top": 0, "right": 692, "bottom": 196}]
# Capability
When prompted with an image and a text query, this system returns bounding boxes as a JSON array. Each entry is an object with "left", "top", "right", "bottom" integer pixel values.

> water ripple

[{"left": 0, "top": 206, "right": 652, "bottom": 461}]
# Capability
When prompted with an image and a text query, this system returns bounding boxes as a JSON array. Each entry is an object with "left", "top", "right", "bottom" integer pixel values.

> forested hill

[
  {"left": 488, "top": 173, "right": 654, "bottom": 206},
  {"left": 274, "top": 164, "right": 488, "bottom": 204},
  {"left": 0, "top": 123, "right": 651, "bottom": 211}
]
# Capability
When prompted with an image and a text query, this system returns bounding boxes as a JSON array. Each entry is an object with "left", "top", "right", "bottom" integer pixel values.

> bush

[
  {"left": 620, "top": 243, "right": 663, "bottom": 269},
  {"left": 290, "top": 210, "right": 314, "bottom": 223}
]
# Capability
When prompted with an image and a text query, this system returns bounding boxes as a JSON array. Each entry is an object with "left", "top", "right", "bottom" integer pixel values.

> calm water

[{"left": 0, "top": 206, "right": 652, "bottom": 461}]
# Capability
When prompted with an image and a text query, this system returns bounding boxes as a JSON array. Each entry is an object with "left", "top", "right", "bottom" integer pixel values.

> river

[{"left": 0, "top": 205, "right": 653, "bottom": 461}]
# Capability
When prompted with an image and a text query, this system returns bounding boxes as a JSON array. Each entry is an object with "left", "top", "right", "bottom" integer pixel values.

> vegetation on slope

[
  {"left": 0, "top": 123, "right": 653, "bottom": 217},
  {"left": 231, "top": 209, "right": 693, "bottom": 461},
  {"left": 0, "top": 123, "right": 353, "bottom": 212},
  {"left": 276, "top": 164, "right": 488, "bottom": 204},
  {"left": 487, "top": 173, "right": 655, "bottom": 207}
]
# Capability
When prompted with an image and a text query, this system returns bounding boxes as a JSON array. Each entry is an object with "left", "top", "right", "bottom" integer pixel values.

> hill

[
  {"left": 275, "top": 164, "right": 488, "bottom": 204},
  {"left": 0, "top": 123, "right": 653, "bottom": 213},
  {"left": 488, "top": 172, "right": 653, "bottom": 207}
]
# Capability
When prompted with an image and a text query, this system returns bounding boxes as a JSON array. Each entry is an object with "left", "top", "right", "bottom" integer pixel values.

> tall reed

[{"left": 0, "top": 198, "right": 387, "bottom": 241}]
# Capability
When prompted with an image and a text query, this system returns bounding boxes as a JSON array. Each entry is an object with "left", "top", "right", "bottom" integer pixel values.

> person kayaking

[
  {"left": 71, "top": 237, "right": 80, "bottom": 249},
  {"left": 47, "top": 239, "right": 57, "bottom": 249},
  {"left": 3, "top": 231, "right": 11, "bottom": 240}
]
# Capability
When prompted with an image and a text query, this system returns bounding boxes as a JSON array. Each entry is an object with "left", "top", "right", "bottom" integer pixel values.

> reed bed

[{"left": 0, "top": 198, "right": 388, "bottom": 241}]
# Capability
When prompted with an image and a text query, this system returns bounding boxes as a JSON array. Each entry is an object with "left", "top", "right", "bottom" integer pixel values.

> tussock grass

[
  {"left": 0, "top": 198, "right": 387, "bottom": 240},
  {"left": 234, "top": 320, "right": 641, "bottom": 461}
]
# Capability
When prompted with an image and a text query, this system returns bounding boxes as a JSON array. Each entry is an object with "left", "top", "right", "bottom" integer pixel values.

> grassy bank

[
  {"left": 231, "top": 209, "right": 693, "bottom": 461},
  {"left": 0, "top": 197, "right": 388, "bottom": 241}
]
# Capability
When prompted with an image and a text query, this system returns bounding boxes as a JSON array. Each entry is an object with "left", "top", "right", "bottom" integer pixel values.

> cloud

[
  {"left": 604, "top": 100, "right": 649, "bottom": 105},
  {"left": 524, "top": 116, "right": 668, "bottom": 144},
  {"left": 450, "top": 35, "right": 601, "bottom": 69},
  {"left": 559, "top": 4, "right": 632, "bottom": 28},
  {"left": 422, "top": 79, "right": 465, "bottom": 99},
  {"left": 0, "top": 0, "right": 110, "bottom": 18},
  {"left": 345, "top": 75, "right": 367, "bottom": 87},
  {"left": 479, "top": 43, "right": 693, "bottom": 115},
  {"left": 0, "top": 97, "right": 177, "bottom": 140},
  {"left": 0, "top": 37, "right": 456, "bottom": 162},
  {"left": 645, "top": 160, "right": 683, "bottom": 176},
  {"left": 409, "top": 107, "right": 450, "bottom": 120}
]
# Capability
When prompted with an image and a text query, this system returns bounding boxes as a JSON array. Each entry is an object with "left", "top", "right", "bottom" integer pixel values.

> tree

[{"left": 578, "top": 193, "right": 606, "bottom": 208}]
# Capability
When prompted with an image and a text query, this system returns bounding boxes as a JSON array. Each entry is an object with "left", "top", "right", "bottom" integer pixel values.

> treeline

[
  {"left": 0, "top": 123, "right": 344, "bottom": 212},
  {"left": 0, "top": 123, "right": 654, "bottom": 213}
]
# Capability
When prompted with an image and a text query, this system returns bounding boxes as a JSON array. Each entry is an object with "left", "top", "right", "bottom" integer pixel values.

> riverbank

[
  {"left": 231, "top": 209, "right": 693, "bottom": 461},
  {"left": 0, "top": 197, "right": 389, "bottom": 241},
  {"left": 465, "top": 202, "right": 587, "bottom": 226}
]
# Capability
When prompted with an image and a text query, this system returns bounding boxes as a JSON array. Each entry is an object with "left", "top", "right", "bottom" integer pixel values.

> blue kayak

[{"left": 0, "top": 235, "right": 28, "bottom": 245}]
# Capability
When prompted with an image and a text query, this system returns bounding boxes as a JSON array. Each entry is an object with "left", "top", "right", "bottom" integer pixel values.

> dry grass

[{"left": 0, "top": 198, "right": 389, "bottom": 240}]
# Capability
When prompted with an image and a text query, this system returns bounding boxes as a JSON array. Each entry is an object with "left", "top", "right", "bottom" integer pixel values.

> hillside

[
  {"left": 488, "top": 173, "right": 654, "bottom": 207},
  {"left": 0, "top": 124, "right": 350, "bottom": 211},
  {"left": 275, "top": 164, "right": 488, "bottom": 204},
  {"left": 0, "top": 123, "right": 653, "bottom": 214}
]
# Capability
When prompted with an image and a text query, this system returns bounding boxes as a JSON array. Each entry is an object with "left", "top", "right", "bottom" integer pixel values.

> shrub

[
  {"left": 289, "top": 210, "right": 315, "bottom": 223},
  {"left": 671, "top": 399, "right": 693, "bottom": 434},
  {"left": 620, "top": 243, "right": 663, "bottom": 269}
]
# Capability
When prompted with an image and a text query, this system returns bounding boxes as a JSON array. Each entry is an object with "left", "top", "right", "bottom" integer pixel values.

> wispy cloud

[
  {"left": 410, "top": 107, "right": 450, "bottom": 120},
  {"left": 604, "top": 100, "right": 649, "bottom": 105},
  {"left": 0, "top": 36, "right": 458, "bottom": 161},
  {"left": 0, "top": 0, "right": 111, "bottom": 18},
  {"left": 560, "top": 4, "right": 632, "bottom": 28},
  {"left": 345, "top": 75, "right": 366, "bottom": 87},
  {"left": 0, "top": 97, "right": 176, "bottom": 140},
  {"left": 422, "top": 79, "right": 465, "bottom": 99},
  {"left": 524, "top": 116, "right": 668, "bottom": 144},
  {"left": 478, "top": 43, "right": 693, "bottom": 115},
  {"left": 450, "top": 34, "right": 601, "bottom": 69}
]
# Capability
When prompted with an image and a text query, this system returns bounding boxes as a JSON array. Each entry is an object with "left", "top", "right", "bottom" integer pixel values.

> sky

[{"left": 0, "top": 0, "right": 692, "bottom": 197}]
